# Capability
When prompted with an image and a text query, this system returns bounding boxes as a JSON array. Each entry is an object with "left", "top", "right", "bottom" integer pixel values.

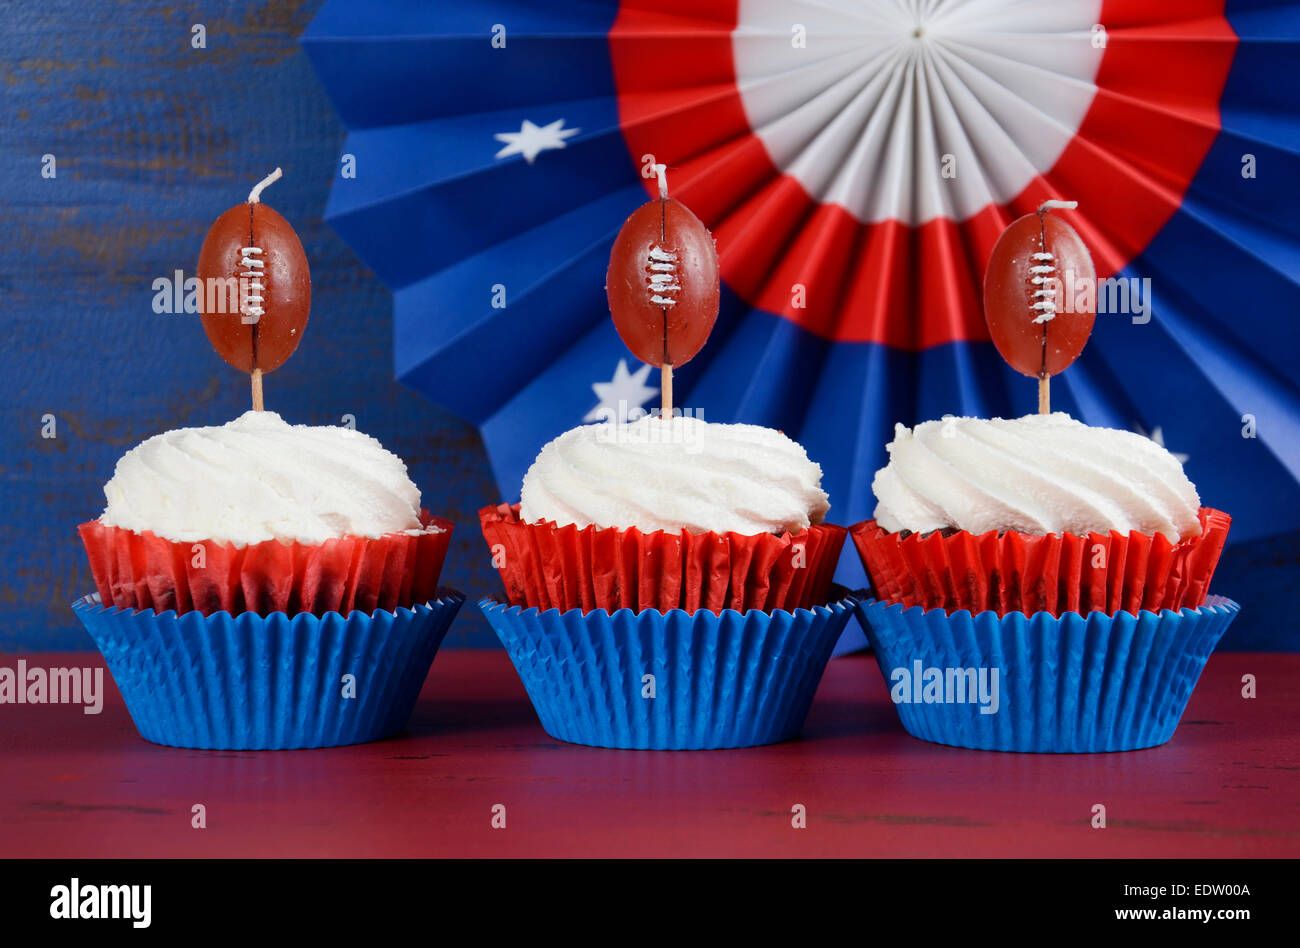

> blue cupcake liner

[
  {"left": 72, "top": 590, "right": 464, "bottom": 750},
  {"left": 853, "top": 596, "right": 1240, "bottom": 752},
  {"left": 480, "top": 594, "right": 856, "bottom": 749}
]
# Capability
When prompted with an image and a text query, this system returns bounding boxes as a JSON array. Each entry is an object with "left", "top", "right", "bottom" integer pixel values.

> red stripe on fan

[
  {"left": 1041, "top": 0, "right": 1237, "bottom": 279},
  {"left": 609, "top": 0, "right": 1235, "bottom": 348}
]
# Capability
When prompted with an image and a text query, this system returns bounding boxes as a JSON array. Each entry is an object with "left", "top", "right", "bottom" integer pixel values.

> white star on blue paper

[
  {"left": 584, "top": 359, "right": 658, "bottom": 423},
  {"left": 1136, "top": 424, "right": 1190, "bottom": 464},
  {"left": 493, "top": 118, "right": 580, "bottom": 164}
]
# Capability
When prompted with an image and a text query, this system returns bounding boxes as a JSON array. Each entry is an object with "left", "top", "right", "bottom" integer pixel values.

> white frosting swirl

[
  {"left": 100, "top": 410, "right": 424, "bottom": 546},
  {"left": 520, "top": 416, "right": 830, "bottom": 535},
  {"left": 872, "top": 413, "right": 1202, "bottom": 541}
]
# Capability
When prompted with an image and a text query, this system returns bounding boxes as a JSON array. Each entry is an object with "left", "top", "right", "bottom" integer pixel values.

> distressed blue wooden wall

[{"left": 0, "top": 0, "right": 501, "bottom": 649}]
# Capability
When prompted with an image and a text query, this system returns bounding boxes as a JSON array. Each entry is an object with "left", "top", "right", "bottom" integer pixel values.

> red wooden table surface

[{"left": 2, "top": 650, "right": 1297, "bottom": 858}]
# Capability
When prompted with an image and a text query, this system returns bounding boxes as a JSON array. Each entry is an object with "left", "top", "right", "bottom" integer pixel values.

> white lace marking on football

[
  {"left": 648, "top": 246, "right": 680, "bottom": 307},
  {"left": 240, "top": 246, "right": 266, "bottom": 319},
  {"left": 1029, "top": 250, "right": 1058, "bottom": 323}
]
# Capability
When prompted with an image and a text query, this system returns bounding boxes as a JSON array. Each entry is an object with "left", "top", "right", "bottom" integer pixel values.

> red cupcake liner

[
  {"left": 849, "top": 507, "right": 1230, "bottom": 617},
  {"left": 78, "top": 511, "right": 452, "bottom": 617},
  {"left": 479, "top": 503, "right": 847, "bottom": 613}
]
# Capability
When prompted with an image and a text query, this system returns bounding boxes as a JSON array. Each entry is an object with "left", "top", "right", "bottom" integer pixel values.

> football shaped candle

[
  {"left": 983, "top": 200, "right": 1096, "bottom": 413},
  {"left": 196, "top": 168, "right": 311, "bottom": 410},
  {"left": 606, "top": 165, "right": 719, "bottom": 418}
]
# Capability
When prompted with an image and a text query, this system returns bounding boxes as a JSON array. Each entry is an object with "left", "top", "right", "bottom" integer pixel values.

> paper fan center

[{"left": 732, "top": 0, "right": 1105, "bottom": 225}]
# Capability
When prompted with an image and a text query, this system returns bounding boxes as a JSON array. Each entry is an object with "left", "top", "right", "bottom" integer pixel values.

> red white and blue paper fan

[{"left": 303, "top": 1, "right": 1300, "bottom": 616}]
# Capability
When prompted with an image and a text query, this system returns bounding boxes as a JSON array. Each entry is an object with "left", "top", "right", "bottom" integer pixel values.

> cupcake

[
  {"left": 850, "top": 412, "right": 1238, "bottom": 752},
  {"left": 482, "top": 414, "right": 843, "bottom": 613},
  {"left": 851, "top": 202, "right": 1242, "bottom": 752},
  {"left": 854, "top": 412, "right": 1230, "bottom": 617},
  {"left": 480, "top": 413, "right": 853, "bottom": 749},
  {"left": 73, "top": 410, "right": 461, "bottom": 749},
  {"left": 479, "top": 172, "right": 854, "bottom": 749}
]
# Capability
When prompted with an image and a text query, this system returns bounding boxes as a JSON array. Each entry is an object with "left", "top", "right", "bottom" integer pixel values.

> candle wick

[
  {"left": 1037, "top": 198, "right": 1078, "bottom": 215},
  {"left": 653, "top": 163, "right": 668, "bottom": 200},
  {"left": 248, "top": 167, "right": 283, "bottom": 204}
]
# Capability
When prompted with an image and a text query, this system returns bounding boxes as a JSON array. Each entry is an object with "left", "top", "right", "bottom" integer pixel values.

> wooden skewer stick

[
  {"left": 251, "top": 368, "right": 264, "bottom": 412},
  {"left": 1038, "top": 374, "right": 1050, "bottom": 415}
]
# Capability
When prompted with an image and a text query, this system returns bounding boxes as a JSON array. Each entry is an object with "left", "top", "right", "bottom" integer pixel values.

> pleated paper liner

[
  {"left": 854, "top": 595, "right": 1240, "bottom": 753},
  {"left": 72, "top": 590, "right": 465, "bottom": 750},
  {"left": 480, "top": 592, "right": 856, "bottom": 750},
  {"left": 850, "top": 507, "right": 1229, "bottom": 617},
  {"left": 480, "top": 503, "right": 846, "bottom": 613},
  {"left": 78, "top": 511, "right": 452, "bottom": 617}
]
